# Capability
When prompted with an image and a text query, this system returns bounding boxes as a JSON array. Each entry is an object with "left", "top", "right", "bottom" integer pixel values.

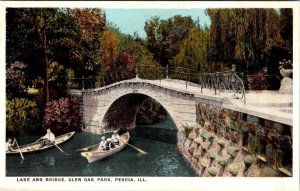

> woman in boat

[
  {"left": 98, "top": 136, "right": 106, "bottom": 151},
  {"left": 40, "top": 129, "right": 55, "bottom": 147},
  {"left": 6, "top": 138, "right": 16, "bottom": 152}
]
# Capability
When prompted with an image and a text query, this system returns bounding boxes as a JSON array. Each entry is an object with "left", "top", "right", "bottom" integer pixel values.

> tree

[
  {"left": 280, "top": 9, "right": 293, "bottom": 51},
  {"left": 207, "top": 8, "right": 285, "bottom": 74},
  {"left": 100, "top": 30, "right": 119, "bottom": 71},
  {"left": 48, "top": 61, "right": 66, "bottom": 90},
  {"left": 145, "top": 15, "right": 196, "bottom": 67},
  {"left": 6, "top": 8, "right": 106, "bottom": 103},
  {"left": 172, "top": 27, "right": 210, "bottom": 72},
  {"left": 117, "top": 33, "right": 163, "bottom": 80},
  {"left": 67, "top": 8, "right": 106, "bottom": 76},
  {"left": 6, "top": 8, "right": 82, "bottom": 105}
]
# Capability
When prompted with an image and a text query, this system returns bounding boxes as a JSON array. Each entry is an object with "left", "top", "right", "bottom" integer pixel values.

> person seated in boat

[
  {"left": 111, "top": 131, "right": 120, "bottom": 148},
  {"left": 6, "top": 138, "right": 16, "bottom": 152},
  {"left": 105, "top": 138, "right": 113, "bottom": 151},
  {"left": 40, "top": 129, "right": 55, "bottom": 147},
  {"left": 98, "top": 136, "right": 106, "bottom": 151}
]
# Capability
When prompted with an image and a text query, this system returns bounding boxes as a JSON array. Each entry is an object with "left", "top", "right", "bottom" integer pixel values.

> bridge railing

[
  {"left": 68, "top": 64, "right": 246, "bottom": 104},
  {"left": 137, "top": 64, "right": 245, "bottom": 103}
]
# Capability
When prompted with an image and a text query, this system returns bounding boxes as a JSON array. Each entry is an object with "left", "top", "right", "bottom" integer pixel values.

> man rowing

[
  {"left": 6, "top": 138, "right": 16, "bottom": 152},
  {"left": 40, "top": 129, "right": 56, "bottom": 147}
]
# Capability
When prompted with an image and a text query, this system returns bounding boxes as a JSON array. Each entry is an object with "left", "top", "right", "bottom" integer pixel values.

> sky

[{"left": 103, "top": 9, "right": 211, "bottom": 39}]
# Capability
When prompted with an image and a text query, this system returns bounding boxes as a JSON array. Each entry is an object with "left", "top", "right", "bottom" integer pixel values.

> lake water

[{"left": 6, "top": 126, "right": 195, "bottom": 177}]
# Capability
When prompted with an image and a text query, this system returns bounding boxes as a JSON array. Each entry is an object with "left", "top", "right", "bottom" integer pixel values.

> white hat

[{"left": 101, "top": 136, "right": 105, "bottom": 140}]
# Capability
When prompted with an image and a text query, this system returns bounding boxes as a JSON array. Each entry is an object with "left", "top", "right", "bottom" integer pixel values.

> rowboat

[
  {"left": 6, "top": 131, "right": 75, "bottom": 155},
  {"left": 80, "top": 132, "right": 130, "bottom": 163}
]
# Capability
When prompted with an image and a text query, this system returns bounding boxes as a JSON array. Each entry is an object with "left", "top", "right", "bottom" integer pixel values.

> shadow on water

[{"left": 6, "top": 118, "right": 195, "bottom": 177}]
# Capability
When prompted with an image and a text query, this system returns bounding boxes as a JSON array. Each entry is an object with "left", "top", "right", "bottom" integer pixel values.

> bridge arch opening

[{"left": 101, "top": 93, "right": 177, "bottom": 133}]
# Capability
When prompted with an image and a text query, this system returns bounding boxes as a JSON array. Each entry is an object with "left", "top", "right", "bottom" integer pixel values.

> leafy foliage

[
  {"left": 121, "top": 52, "right": 136, "bottom": 72},
  {"left": 248, "top": 135, "right": 261, "bottom": 154},
  {"left": 6, "top": 61, "right": 28, "bottom": 99},
  {"left": 48, "top": 61, "right": 66, "bottom": 89},
  {"left": 44, "top": 96, "right": 80, "bottom": 134},
  {"left": 6, "top": 8, "right": 106, "bottom": 97},
  {"left": 207, "top": 9, "right": 291, "bottom": 74},
  {"left": 6, "top": 98, "right": 40, "bottom": 136},
  {"left": 100, "top": 30, "right": 119, "bottom": 71},
  {"left": 145, "top": 15, "right": 197, "bottom": 67},
  {"left": 279, "top": 9, "right": 293, "bottom": 50},
  {"left": 172, "top": 27, "right": 210, "bottom": 72},
  {"left": 136, "top": 98, "right": 168, "bottom": 125}
]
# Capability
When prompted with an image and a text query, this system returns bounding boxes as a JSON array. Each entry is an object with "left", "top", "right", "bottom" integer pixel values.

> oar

[
  {"left": 34, "top": 137, "right": 43, "bottom": 143},
  {"left": 76, "top": 143, "right": 99, "bottom": 152},
  {"left": 52, "top": 142, "right": 71, "bottom": 155},
  {"left": 124, "top": 142, "right": 147, "bottom": 154},
  {"left": 15, "top": 140, "right": 24, "bottom": 160}
]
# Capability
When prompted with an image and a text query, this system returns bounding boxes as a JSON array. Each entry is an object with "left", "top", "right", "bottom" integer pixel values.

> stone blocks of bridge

[
  {"left": 177, "top": 101, "right": 293, "bottom": 177},
  {"left": 79, "top": 81, "right": 198, "bottom": 133}
]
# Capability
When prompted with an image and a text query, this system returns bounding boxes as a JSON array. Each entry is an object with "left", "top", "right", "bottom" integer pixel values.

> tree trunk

[{"left": 42, "top": 27, "right": 49, "bottom": 105}]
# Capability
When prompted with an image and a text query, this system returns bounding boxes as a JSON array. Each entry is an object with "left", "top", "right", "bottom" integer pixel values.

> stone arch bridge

[{"left": 70, "top": 78, "right": 200, "bottom": 134}]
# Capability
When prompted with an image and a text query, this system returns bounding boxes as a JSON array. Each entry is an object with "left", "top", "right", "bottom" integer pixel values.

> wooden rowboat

[
  {"left": 6, "top": 131, "right": 75, "bottom": 155},
  {"left": 80, "top": 132, "right": 130, "bottom": 163}
]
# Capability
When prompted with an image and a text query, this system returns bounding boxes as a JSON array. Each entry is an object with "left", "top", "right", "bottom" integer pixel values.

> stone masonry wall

[{"left": 177, "top": 101, "right": 293, "bottom": 177}]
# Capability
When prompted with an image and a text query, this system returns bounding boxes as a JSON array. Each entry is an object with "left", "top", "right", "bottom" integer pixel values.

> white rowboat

[
  {"left": 6, "top": 131, "right": 75, "bottom": 155},
  {"left": 80, "top": 132, "right": 130, "bottom": 163}
]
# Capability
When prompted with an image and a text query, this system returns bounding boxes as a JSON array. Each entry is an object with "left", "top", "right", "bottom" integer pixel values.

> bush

[
  {"left": 6, "top": 98, "right": 40, "bottom": 136},
  {"left": 248, "top": 135, "right": 261, "bottom": 154},
  {"left": 6, "top": 61, "right": 27, "bottom": 99},
  {"left": 44, "top": 96, "right": 80, "bottom": 134}
]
